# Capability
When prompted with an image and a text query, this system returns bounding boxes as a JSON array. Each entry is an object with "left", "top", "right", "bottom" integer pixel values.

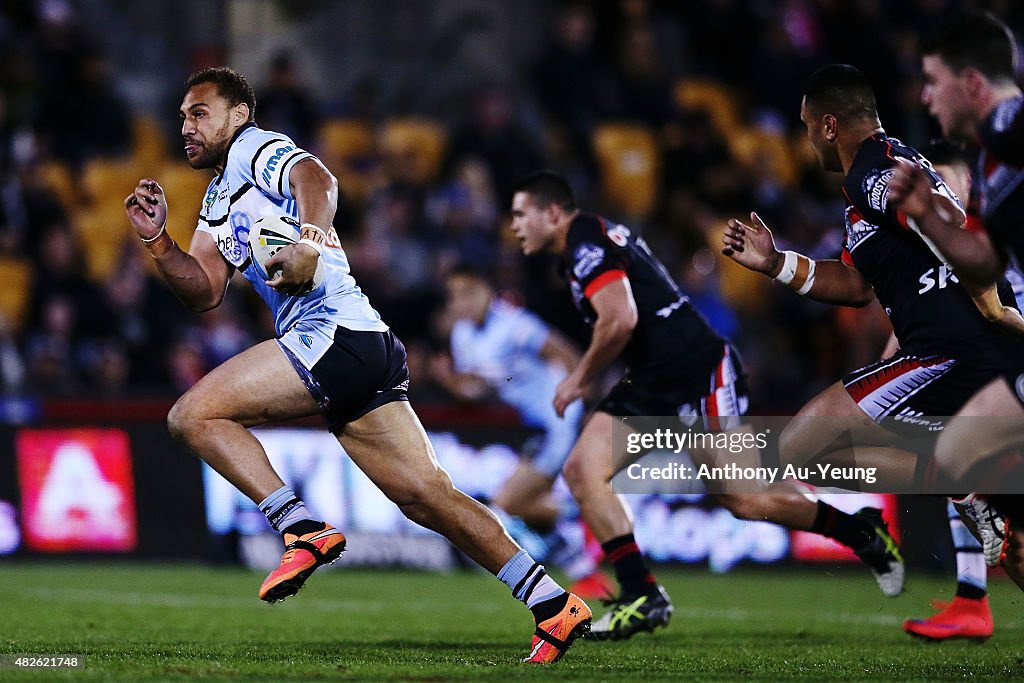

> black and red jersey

[
  {"left": 560, "top": 212, "right": 725, "bottom": 388},
  {"left": 841, "top": 133, "right": 1017, "bottom": 364},
  {"left": 973, "top": 95, "right": 1024, "bottom": 278}
]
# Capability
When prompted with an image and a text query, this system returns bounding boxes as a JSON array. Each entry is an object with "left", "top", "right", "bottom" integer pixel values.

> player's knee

[
  {"left": 393, "top": 469, "right": 455, "bottom": 524},
  {"left": 167, "top": 396, "right": 199, "bottom": 444},
  {"left": 561, "top": 452, "right": 593, "bottom": 496},
  {"left": 717, "top": 494, "right": 761, "bottom": 521}
]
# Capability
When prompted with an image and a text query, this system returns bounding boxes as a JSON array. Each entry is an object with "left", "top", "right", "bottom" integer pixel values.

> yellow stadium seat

[
  {"left": 81, "top": 158, "right": 140, "bottom": 208},
  {"left": 132, "top": 115, "right": 170, "bottom": 167},
  {"left": 318, "top": 119, "right": 379, "bottom": 205},
  {"left": 157, "top": 162, "right": 212, "bottom": 251},
  {"left": 729, "top": 128, "right": 798, "bottom": 188},
  {"left": 674, "top": 79, "right": 741, "bottom": 137},
  {"left": 0, "top": 256, "right": 33, "bottom": 332},
  {"left": 592, "top": 123, "right": 661, "bottom": 218},
  {"left": 74, "top": 204, "right": 130, "bottom": 281},
  {"left": 38, "top": 160, "right": 79, "bottom": 209},
  {"left": 378, "top": 118, "right": 447, "bottom": 186}
]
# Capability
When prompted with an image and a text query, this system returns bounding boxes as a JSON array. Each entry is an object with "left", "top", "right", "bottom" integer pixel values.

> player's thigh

[
  {"left": 336, "top": 400, "right": 452, "bottom": 505},
  {"left": 936, "top": 376, "right": 1024, "bottom": 473},
  {"left": 171, "top": 340, "right": 320, "bottom": 427},
  {"left": 779, "top": 380, "right": 894, "bottom": 466}
]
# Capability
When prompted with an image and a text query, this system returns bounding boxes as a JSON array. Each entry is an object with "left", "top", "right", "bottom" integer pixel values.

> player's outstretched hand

[
  {"left": 265, "top": 243, "right": 320, "bottom": 296},
  {"left": 553, "top": 374, "right": 584, "bottom": 418},
  {"left": 721, "top": 212, "right": 782, "bottom": 276},
  {"left": 124, "top": 179, "right": 168, "bottom": 240},
  {"left": 888, "top": 157, "right": 933, "bottom": 220}
]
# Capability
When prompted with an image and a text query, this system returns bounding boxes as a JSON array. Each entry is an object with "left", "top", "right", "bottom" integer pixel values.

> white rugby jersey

[
  {"left": 194, "top": 122, "right": 387, "bottom": 337},
  {"left": 450, "top": 300, "right": 564, "bottom": 426}
]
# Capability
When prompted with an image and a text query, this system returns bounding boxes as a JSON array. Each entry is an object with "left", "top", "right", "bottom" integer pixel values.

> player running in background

[
  {"left": 124, "top": 67, "right": 590, "bottom": 663},
  {"left": 512, "top": 170, "right": 904, "bottom": 642},
  {"left": 435, "top": 265, "right": 611, "bottom": 597},
  {"left": 896, "top": 141, "right": 1002, "bottom": 641},
  {"left": 723, "top": 65, "right": 1024, "bottom": 509},
  {"left": 887, "top": 13, "right": 1024, "bottom": 578}
]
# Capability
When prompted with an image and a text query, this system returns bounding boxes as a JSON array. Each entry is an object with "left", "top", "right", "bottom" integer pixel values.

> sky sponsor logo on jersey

[{"left": 917, "top": 264, "right": 959, "bottom": 294}]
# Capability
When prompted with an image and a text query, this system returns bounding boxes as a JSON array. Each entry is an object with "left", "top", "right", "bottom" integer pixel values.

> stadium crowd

[{"left": 1, "top": 0, "right": 1023, "bottom": 413}]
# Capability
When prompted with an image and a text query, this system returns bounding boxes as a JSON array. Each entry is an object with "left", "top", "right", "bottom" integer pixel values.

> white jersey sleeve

[
  {"left": 232, "top": 128, "right": 314, "bottom": 201},
  {"left": 509, "top": 308, "right": 550, "bottom": 357}
]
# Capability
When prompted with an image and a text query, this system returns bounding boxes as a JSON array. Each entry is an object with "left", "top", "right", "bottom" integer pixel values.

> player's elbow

[
  {"left": 605, "top": 311, "right": 637, "bottom": 342},
  {"left": 849, "top": 286, "right": 875, "bottom": 308}
]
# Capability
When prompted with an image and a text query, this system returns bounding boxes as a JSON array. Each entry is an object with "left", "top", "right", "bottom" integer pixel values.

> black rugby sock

[{"left": 810, "top": 501, "right": 875, "bottom": 550}]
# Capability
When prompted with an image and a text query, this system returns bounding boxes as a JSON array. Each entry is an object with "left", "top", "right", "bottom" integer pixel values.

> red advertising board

[{"left": 16, "top": 429, "right": 137, "bottom": 552}]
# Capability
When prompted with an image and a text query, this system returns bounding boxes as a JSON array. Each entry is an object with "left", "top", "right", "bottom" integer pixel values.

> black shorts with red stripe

[
  {"left": 597, "top": 344, "right": 749, "bottom": 431},
  {"left": 843, "top": 351, "right": 1008, "bottom": 439}
]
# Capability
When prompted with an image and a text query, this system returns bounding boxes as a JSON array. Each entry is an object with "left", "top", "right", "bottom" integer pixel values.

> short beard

[{"left": 187, "top": 119, "right": 232, "bottom": 170}]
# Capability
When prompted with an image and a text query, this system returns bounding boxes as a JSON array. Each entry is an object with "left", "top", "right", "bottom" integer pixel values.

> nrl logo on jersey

[
  {"left": 573, "top": 243, "right": 605, "bottom": 279},
  {"left": 203, "top": 186, "right": 218, "bottom": 213}
]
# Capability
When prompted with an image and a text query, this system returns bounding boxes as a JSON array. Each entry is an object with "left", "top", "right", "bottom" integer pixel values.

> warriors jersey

[
  {"left": 841, "top": 133, "right": 1016, "bottom": 365},
  {"left": 973, "top": 95, "right": 1024, "bottom": 285},
  {"left": 560, "top": 213, "right": 725, "bottom": 389},
  {"left": 194, "top": 122, "right": 387, "bottom": 338}
]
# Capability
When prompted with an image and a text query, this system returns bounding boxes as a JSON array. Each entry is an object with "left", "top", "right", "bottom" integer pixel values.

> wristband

[
  {"left": 796, "top": 259, "right": 816, "bottom": 295},
  {"left": 146, "top": 235, "right": 175, "bottom": 259},
  {"left": 299, "top": 223, "right": 326, "bottom": 257},
  {"left": 773, "top": 250, "right": 799, "bottom": 285},
  {"left": 140, "top": 224, "right": 166, "bottom": 244}
]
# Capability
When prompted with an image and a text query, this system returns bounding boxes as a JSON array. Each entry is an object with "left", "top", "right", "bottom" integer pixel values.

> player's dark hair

[
  {"left": 512, "top": 170, "right": 577, "bottom": 212},
  {"left": 920, "top": 11, "right": 1017, "bottom": 82},
  {"left": 447, "top": 262, "right": 495, "bottom": 288},
  {"left": 802, "top": 64, "right": 878, "bottom": 122},
  {"left": 920, "top": 138, "right": 969, "bottom": 168},
  {"left": 185, "top": 67, "right": 257, "bottom": 120}
]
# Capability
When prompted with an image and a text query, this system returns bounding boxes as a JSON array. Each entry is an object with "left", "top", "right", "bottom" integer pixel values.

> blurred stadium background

[{"left": 2, "top": 2, "right": 1024, "bottom": 674}]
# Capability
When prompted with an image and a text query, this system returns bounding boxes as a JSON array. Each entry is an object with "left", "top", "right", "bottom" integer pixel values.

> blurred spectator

[
  {"left": 426, "top": 156, "right": 500, "bottom": 268},
  {"left": 29, "top": 225, "right": 111, "bottom": 341},
  {"left": 37, "top": 50, "right": 131, "bottom": 167},
  {"left": 447, "top": 85, "right": 545, "bottom": 205},
  {"left": 257, "top": 51, "right": 321, "bottom": 148},
  {"left": 532, "top": 4, "right": 612, "bottom": 166},
  {"left": 25, "top": 293, "right": 78, "bottom": 393}
]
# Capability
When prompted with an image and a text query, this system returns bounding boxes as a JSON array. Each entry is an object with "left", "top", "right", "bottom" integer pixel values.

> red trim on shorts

[
  {"left": 584, "top": 269, "right": 627, "bottom": 299},
  {"left": 845, "top": 356, "right": 949, "bottom": 403},
  {"left": 705, "top": 351, "right": 728, "bottom": 431},
  {"left": 841, "top": 246, "right": 855, "bottom": 267}
]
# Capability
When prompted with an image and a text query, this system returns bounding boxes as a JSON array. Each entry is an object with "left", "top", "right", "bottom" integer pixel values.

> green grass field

[{"left": 0, "top": 562, "right": 1022, "bottom": 681}]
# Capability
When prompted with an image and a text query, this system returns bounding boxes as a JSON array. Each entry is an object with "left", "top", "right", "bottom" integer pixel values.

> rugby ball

[{"left": 247, "top": 214, "right": 325, "bottom": 291}]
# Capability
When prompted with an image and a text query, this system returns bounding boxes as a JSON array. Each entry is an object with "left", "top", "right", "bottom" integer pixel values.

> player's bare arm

[
  {"left": 554, "top": 279, "right": 637, "bottom": 417},
  {"left": 968, "top": 283, "right": 1024, "bottom": 336},
  {"left": 889, "top": 158, "right": 1005, "bottom": 285},
  {"left": 539, "top": 329, "right": 581, "bottom": 374},
  {"left": 125, "top": 178, "right": 231, "bottom": 311},
  {"left": 722, "top": 212, "right": 874, "bottom": 306},
  {"left": 264, "top": 157, "right": 338, "bottom": 295},
  {"left": 430, "top": 352, "right": 494, "bottom": 402}
]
